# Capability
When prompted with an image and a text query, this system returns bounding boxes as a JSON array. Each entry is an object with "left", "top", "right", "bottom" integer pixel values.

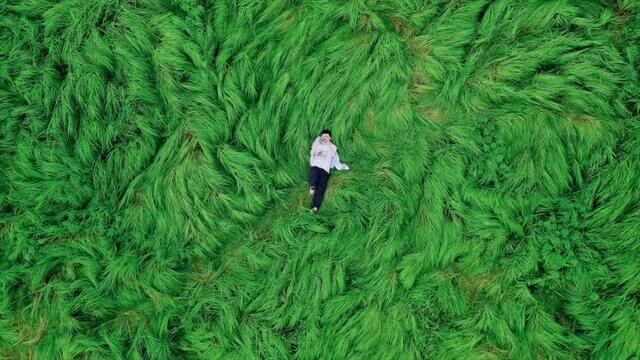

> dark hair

[{"left": 320, "top": 129, "right": 332, "bottom": 137}]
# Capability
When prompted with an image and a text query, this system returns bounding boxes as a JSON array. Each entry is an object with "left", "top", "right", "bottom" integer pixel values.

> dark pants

[{"left": 309, "top": 166, "right": 330, "bottom": 209}]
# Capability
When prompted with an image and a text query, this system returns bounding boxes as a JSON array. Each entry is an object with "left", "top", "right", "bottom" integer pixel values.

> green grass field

[{"left": 2, "top": 0, "right": 640, "bottom": 358}]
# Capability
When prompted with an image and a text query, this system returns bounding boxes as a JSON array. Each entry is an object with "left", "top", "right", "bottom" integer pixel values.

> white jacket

[{"left": 309, "top": 137, "right": 350, "bottom": 172}]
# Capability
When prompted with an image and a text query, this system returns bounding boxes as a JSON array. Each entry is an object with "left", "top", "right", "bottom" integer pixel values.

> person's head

[{"left": 320, "top": 129, "right": 332, "bottom": 143}]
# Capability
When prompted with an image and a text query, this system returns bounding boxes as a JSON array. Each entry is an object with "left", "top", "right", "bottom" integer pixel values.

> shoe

[
  {"left": 310, "top": 207, "right": 318, "bottom": 214},
  {"left": 309, "top": 186, "right": 315, "bottom": 195}
]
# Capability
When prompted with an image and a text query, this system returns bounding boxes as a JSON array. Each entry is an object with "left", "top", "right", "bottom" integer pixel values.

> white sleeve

[
  {"left": 310, "top": 137, "right": 321, "bottom": 164},
  {"left": 331, "top": 151, "right": 349, "bottom": 171}
]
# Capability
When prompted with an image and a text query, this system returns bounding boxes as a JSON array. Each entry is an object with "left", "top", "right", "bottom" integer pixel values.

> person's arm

[
  {"left": 331, "top": 146, "right": 349, "bottom": 170},
  {"left": 310, "top": 137, "right": 321, "bottom": 156}
]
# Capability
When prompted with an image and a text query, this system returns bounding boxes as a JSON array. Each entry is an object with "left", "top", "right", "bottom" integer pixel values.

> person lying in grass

[{"left": 309, "top": 129, "right": 349, "bottom": 214}]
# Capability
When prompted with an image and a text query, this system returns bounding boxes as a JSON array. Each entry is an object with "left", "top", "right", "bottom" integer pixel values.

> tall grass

[{"left": 2, "top": 0, "right": 640, "bottom": 358}]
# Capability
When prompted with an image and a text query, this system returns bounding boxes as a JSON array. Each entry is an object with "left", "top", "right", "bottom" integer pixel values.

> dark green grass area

[{"left": 2, "top": 0, "right": 640, "bottom": 358}]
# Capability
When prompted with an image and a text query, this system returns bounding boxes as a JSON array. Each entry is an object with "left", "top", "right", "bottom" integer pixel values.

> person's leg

[
  {"left": 309, "top": 166, "right": 318, "bottom": 193},
  {"left": 312, "top": 169, "right": 330, "bottom": 210}
]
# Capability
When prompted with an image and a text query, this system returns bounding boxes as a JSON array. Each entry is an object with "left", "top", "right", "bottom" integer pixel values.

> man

[{"left": 308, "top": 129, "right": 349, "bottom": 214}]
